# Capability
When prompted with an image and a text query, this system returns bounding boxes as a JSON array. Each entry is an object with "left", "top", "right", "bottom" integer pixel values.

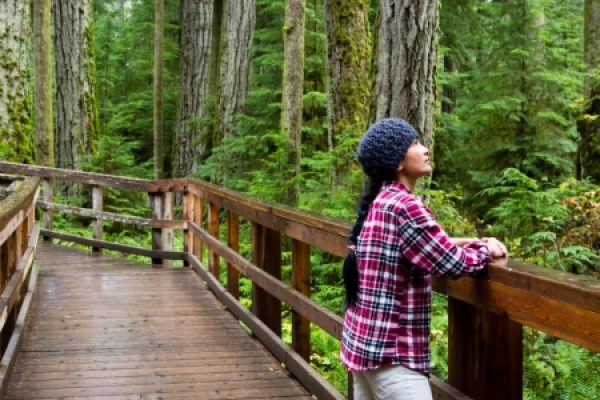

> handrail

[
  {"left": 0, "top": 161, "right": 599, "bottom": 400},
  {"left": 0, "top": 174, "right": 39, "bottom": 396}
]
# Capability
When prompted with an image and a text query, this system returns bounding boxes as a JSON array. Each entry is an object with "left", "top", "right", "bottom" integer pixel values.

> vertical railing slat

[
  {"left": 251, "top": 222, "right": 282, "bottom": 337},
  {"left": 92, "top": 186, "right": 103, "bottom": 253},
  {"left": 150, "top": 193, "right": 163, "bottom": 265},
  {"left": 448, "top": 298, "right": 523, "bottom": 400},
  {"left": 183, "top": 192, "right": 195, "bottom": 267},
  {"left": 162, "top": 192, "right": 173, "bottom": 268},
  {"left": 208, "top": 202, "right": 220, "bottom": 278},
  {"left": 227, "top": 212, "right": 240, "bottom": 299},
  {"left": 292, "top": 239, "right": 311, "bottom": 361},
  {"left": 194, "top": 196, "right": 204, "bottom": 263},
  {"left": 42, "top": 178, "right": 53, "bottom": 240}
]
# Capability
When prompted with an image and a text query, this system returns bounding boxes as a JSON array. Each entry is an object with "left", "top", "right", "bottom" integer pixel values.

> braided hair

[{"left": 343, "top": 118, "right": 419, "bottom": 309}]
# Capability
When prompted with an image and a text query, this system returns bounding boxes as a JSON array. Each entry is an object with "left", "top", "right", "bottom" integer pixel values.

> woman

[{"left": 341, "top": 118, "right": 507, "bottom": 400}]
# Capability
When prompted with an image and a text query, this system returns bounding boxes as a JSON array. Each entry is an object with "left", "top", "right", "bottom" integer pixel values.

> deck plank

[{"left": 4, "top": 242, "right": 311, "bottom": 400}]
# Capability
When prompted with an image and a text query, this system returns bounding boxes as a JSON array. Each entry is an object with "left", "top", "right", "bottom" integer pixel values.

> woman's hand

[{"left": 482, "top": 237, "right": 508, "bottom": 259}]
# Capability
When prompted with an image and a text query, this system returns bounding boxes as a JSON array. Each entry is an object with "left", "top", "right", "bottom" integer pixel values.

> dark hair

[{"left": 343, "top": 177, "right": 390, "bottom": 309}]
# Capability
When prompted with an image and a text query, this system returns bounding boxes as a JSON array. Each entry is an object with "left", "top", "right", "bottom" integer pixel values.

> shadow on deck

[{"left": 5, "top": 242, "right": 311, "bottom": 400}]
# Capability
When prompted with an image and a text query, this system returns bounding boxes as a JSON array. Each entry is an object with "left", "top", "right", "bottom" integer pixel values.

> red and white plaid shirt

[{"left": 340, "top": 181, "right": 490, "bottom": 376}]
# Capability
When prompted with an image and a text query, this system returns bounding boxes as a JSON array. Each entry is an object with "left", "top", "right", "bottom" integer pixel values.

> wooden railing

[
  {"left": 0, "top": 174, "right": 40, "bottom": 395},
  {"left": 0, "top": 161, "right": 599, "bottom": 400}
]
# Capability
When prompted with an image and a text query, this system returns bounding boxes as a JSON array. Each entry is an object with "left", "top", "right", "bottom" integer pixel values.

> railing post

[
  {"left": 42, "top": 178, "right": 53, "bottom": 240},
  {"left": 149, "top": 192, "right": 163, "bottom": 265},
  {"left": 227, "top": 212, "right": 239, "bottom": 299},
  {"left": 183, "top": 191, "right": 195, "bottom": 267},
  {"left": 92, "top": 185, "right": 103, "bottom": 254},
  {"left": 194, "top": 196, "right": 204, "bottom": 263},
  {"left": 208, "top": 202, "right": 220, "bottom": 278},
  {"left": 448, "top": 298, "right": 523, "bottom": 400},
  {"left": 292, "top": 239, "right": 311, "bottom": 360},
  {"left": 162, "top": 192, "right": 173, "bottom": 268},
  {"left": 251, "top": 222, "right": 281, "bottom": 337}
]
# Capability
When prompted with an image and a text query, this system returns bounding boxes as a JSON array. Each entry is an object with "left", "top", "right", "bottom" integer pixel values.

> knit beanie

[{"left": 356, "top": 118, "right": 419, "bottom": 179}]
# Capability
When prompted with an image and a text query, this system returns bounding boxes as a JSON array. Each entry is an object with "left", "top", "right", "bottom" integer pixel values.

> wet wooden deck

[{"left": 4, "top": 242, "right": 312, "bottom": 400}]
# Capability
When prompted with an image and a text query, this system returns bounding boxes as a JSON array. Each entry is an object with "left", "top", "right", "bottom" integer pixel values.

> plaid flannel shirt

[{"left": 340, "top": 181, "right": 490, "bottom": 376}]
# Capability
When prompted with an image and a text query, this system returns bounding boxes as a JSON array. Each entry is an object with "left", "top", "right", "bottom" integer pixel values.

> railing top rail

[
  {"left": 0, "top": 161, "right": 151, "bottom": 191},
  {"left": 0, "top": 176, "right": 39, "bottom": 229}
]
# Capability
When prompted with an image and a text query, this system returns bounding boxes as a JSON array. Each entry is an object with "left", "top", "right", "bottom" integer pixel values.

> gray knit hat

[{"left": 357, "top": 118, "right": 419, "bottom": 179}]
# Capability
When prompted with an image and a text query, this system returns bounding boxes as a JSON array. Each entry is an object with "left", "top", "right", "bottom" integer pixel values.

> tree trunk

[
  {"left": 172, "top": 0, "right": 215, "bottom": 178},
  {"left": 282, "top": 0, "right": 304, "bottom": 205},
  {"left": 373, "top": 0, "right": 438, "bottom": 150},
  {"left": 53, "top": 0, "right": 99, "bottom": 170},
  {"left": 217, "top": 0, "right": 255, "bottom": 141},
  {"left": 154, "top": 0, "right": 164, "bottom": 178},
  {"left": 0, "top": 0, "right": 33, "bottom": 163},
  {"left": 34, "top": 0, "right": 54, "bottom": 167},
  {"left": 324, "top": 0, "right": 372, "bottom": 145},
  {"left": 578, "top": 0, "right": 600, "bottom": 182}
]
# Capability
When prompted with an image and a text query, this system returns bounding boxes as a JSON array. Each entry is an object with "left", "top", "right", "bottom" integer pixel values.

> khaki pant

[{"left": 353, "top": 364, "right": 433, "bottom": 400}]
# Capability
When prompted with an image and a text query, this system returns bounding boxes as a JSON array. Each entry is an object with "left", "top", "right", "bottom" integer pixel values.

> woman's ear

[{"left": 397, "top": 162, "right": 404, "bottom": 172}]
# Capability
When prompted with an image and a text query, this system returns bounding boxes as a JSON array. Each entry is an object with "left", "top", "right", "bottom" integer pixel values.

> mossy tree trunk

[
  {"left": 153, "top": 0, "right": 164, "bottom": 178},
  {"left": 34, "top": 0, "right": 54, "bottom": 167},
  {"left": 0, "top": 0, "right": 33, "bottom": 163},
  {"left": 324, "top": 0, "right": 372, "bottom": 180},
  {"left": 172, "top": 0, "right": 215, "bottom": 178},
  {"left": 373, "top": 0, "right": 438, "bottom": 151},
  {"left": 578, "top": 0, "right": 600, "bottom": 182},
  {"left": 53, "top": 0, "right": 99, "bottom": 171},
  {"left": 282, "top": 0, "right": 304, "bottom": 205}
]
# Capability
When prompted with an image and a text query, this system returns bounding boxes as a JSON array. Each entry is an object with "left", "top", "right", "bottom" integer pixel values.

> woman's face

[{"left": 397, "top": 140, "right": 432, "bottom": 179}]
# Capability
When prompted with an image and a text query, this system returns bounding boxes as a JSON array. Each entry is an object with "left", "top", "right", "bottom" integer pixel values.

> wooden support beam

[
  {"left": 251, "top": 223, "right": 282, "bottom": 337},
  {"left": 39, "top": 229, "right": 185, "bottom": 261},
  {"left": 292, "top": 239, "right": 311, "bottom": 361}
]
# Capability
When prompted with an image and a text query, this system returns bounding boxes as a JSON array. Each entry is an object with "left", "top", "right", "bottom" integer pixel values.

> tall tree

[
  {"left": 172, "top": 0, "right": 215, "bottom": 178},
  {"left": 373, "top": 0, "right": 438, "bottom": 149},
  {"left": 324, "top": 0, "right": 372, "bottom": 151},
  {"left": 217, "top": 0, "right": 255, "bottom": 141},
  {"left": 282, "top": 0, "right": 304, "bottom": 204},
  {"left": 154, "top": 0, "right": 164, "bottom": 178},
  {"left": 53, "top": 0, "right": 99, "bottom": 170},
  {"left": 34, "top": 0, "right": 54, "bottom": 167},
  {"left": 0, "top": 0, "right": 33, "bottom": 163},
  {"left": 578, "top": 0, "right": 600, "bottom": 181}
]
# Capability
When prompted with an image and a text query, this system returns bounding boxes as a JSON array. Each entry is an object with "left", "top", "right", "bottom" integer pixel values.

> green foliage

[
  {"left": 524, "top": 329, "right": 600, "bottom": 400},
  {"left": 94, "top": 0, "right": 179, "bottom": 171}
]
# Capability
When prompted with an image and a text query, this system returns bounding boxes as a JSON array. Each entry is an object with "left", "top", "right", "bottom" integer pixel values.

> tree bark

[
  {"left": 53, "top": 0, "right": 99, "bottom": 170},
  {"left": 282, "top": 0, "right": 304, "bottom": 205},
  {"left": 324, "top": 0, "right": 372, "bottom": 146},
  {"left": 0, "top": 0, "right": 33, "bottom": 163},
  {"left": 578, "top": 0, "right": 600, "bottom": 182},
  {"left": 34, "top": 0, "right": 54, "bottom": 167},
  {"left": 172, "top": 0, "right": 215, "bottom": 178},
  {"left": 154, "top": 0, "right": 164, "bottom": 178},
  {"left": 373, "top": 0, "right": 438, "bottom": 150},
  {"left": 217, "top": 0, "right": 255, "bottom": 141}
]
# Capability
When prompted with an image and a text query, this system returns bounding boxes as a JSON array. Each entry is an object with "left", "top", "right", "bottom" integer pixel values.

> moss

[{"left": 331, "top": 0, "right": 372, "bottom": 134}]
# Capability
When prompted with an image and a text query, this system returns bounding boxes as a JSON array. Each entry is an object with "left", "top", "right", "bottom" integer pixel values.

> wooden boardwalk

[{"left": 4, "top": 242, "right": 312, "bottom": 400}]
